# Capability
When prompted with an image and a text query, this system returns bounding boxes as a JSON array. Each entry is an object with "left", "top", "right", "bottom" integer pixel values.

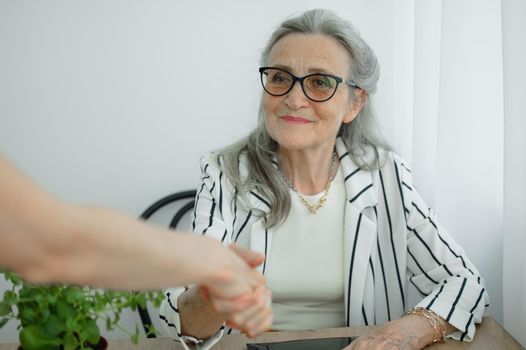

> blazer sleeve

[
  {"left": 394, "top": 154, "right": 489, "bottom": 342},
  {"left": 159, "top": 154, "right": 229, "bottom": 350},
  {"left": 190, "top": 154, "right": 232, "bottom": 241}
]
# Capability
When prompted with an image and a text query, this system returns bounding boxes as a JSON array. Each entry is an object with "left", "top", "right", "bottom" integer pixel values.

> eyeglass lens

[{"left": 261, "top": 68, "right": 339, "bottom": 102}]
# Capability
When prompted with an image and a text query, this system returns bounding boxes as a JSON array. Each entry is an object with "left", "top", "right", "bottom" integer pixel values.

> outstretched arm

[{"left": 0, "top": 154, "right": 264, "bottom": 295}]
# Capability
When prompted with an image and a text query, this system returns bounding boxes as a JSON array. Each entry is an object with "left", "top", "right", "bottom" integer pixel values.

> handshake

[{"left": 175, "top": 242, "right": 273, "bottom": 339}]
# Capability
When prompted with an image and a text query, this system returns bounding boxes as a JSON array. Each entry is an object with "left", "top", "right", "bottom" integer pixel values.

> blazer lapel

[
  {"left": 241, "top": 151, "right": 274, "bottom": 275},
  {"left": 336, "top": 138, "right": 378, "bottom": 326},
  {"left": 336, "top": 138, "right": 378, "bottom": 213},
  {"left": 247, "top": 188, "right": 272, "bottom": 275}
]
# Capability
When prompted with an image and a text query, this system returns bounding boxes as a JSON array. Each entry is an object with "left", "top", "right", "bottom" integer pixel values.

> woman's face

[{"left": 263, "top": 33, "right": 364, "bottom": 152}]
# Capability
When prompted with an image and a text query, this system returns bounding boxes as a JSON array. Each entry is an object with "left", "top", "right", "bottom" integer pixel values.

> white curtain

[
  {"left": 401, "top": 0, "right": 524, "bottom": 346},
  {"left": 391, "top": 0, "right": 504, "bottom": 325},
  {"left": 502, "top": 0, "right": 526, "bottom": 347}
]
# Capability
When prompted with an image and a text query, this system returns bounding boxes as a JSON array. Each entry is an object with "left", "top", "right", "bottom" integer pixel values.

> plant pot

[{"left": 88, "top": 336, "right": 108, "bottom": 350}]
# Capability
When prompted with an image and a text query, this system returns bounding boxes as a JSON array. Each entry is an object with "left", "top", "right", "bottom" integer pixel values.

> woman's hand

[
  {"left": 344, "top": 315, "right": 436, "bottom": 350},
  {"left": 223, "top": 284, "right": 273, "bottom": 337},
  {"left": 204, "top": 244, "right": 272, "bottom": 337},
  {"left": 200, "top": 242, "right": 266, "bottom": 299},
  {"left": 179, "top": 243, "right": 272, "bottom": 339}
]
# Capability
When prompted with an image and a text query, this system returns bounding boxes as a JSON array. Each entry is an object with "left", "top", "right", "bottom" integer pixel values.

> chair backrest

[{"left": 137, "top": 189, "right": 197, "bottom": 338}]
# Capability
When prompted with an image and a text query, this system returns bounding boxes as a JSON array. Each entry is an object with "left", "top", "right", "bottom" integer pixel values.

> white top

[{"left": 265, "top": 166, "right": 346, "bottom": 330}]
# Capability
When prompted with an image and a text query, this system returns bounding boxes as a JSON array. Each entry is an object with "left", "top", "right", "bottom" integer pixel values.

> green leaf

[
  {"left": 40, "top": 307, "right": 51, "bottom": 322},
  {"left": 33, "top": 294, "right": 45, "bottom": 305},
  {"left": 56, "top": 300, "right": 77, "bottom": 320},
  {"left": 3, "top": 272, "right": 23, "bottom": 286},
  {"left": 112, "top": 312, "right": 120, "bottom": 324},
  {"left": 19, "top": 306, "right": 37, "bottom": 323},
  {"left": 47, "top": 294, "right": 57, "bottom": 304},
  {"left": 64, "top": 287, "right": 85, "bottom": 304},
  {"left": 0, "top": 318, "right": 10, "bottom": 329},
  {"left": 63, "top": 331, "right": 78, "bottom": 350},
  {"left": 149, "top": 291, "right": 164, "bottom": 308},
  {"left": 105, "top": 317, "right": 111, "bottom": 331},
  {"left": 81, "top": 319, "right": 100, "bottom": 345},
  {"left": 129, "top": 297, "right": 138, "bottom": 310},
  {"left": 0, "top": 301, "right": 12, "bottom": 316},
  {"left": 65, "top": 318, "right": 75, "bottom": 332},
  {"left": 43, "top": 315, "right": 65, "bottom": 337},
  {"left": 19, "top": 325, "right": 60, "bottom": 350},
  {"left": 131, "top": 332, "right": 139, "bottom": 344},
  {"left": 135, "top": 293, "right": 147, "bottom": 309},
  {"left": 3, "top": 291, "right": 16, "bottom": 304}
]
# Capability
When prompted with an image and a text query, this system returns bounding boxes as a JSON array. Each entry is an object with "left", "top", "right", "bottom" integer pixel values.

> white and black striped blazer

[{"left": 160, "top": 137, "right": 488, "bottom": 348}]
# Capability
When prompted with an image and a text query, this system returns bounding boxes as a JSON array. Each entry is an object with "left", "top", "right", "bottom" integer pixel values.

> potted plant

[{"left": 0, "top": 270, "right": 164, "bottom": 350}]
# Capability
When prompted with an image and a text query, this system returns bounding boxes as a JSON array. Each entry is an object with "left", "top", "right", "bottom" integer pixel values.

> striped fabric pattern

[{"left": 159, "top": 137, "right": 488, "bottom": 349}]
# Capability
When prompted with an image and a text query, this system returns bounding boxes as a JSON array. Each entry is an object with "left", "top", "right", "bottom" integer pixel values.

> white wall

[
  {"left": 502, "top": 0, "right": 526, "bottom": 347},
  {"left": 0, "top": 0, "right": 509, "bottom": 343}
]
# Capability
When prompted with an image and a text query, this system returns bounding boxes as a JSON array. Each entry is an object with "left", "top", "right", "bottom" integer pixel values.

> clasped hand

[{"left": 201, "top": 244, "right": 273, "bottom": 337}]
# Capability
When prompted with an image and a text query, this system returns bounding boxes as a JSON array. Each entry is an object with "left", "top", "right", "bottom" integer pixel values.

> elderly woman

[{"left": 160, "top": 8, "right": 488, "bottom": 350}]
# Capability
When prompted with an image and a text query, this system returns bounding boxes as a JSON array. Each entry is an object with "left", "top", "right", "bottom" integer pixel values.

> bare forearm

[
  {"left": 36, "top": 206, "right": 223, "bottom": 289},
  {"left": 0, "top": 155, "right": 221, "bottom": 289},
  {"left": 178, "top": 286, "right": 226, "bottom": 339},
  {"left": 3, "top": 203, "right": 224, "bottom": 289}
]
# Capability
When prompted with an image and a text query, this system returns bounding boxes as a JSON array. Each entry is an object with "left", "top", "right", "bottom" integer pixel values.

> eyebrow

[{"left": 272, "top": 64, "right": 337, "bottom": 76}]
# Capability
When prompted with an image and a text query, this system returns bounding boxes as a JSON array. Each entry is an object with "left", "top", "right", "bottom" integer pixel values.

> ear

[{"left": 342, "top": 88, "right": 366, "bottom": 124}]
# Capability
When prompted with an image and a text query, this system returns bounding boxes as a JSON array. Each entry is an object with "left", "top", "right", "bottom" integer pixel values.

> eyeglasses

[{"left": 259, "top": 67, "right": 359, "bottom": 102}]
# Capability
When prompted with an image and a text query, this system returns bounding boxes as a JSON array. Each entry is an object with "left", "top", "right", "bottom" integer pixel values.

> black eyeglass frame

[{"left": 259, "top": 66, "right": 359, "bottom": 102}]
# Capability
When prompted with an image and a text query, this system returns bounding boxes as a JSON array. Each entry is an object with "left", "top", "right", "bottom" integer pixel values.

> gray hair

[{"left": 217, "top": 8, "right": 390, "bottom": 228}]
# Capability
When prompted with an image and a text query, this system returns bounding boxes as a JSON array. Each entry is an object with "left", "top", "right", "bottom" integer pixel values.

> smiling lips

[{"left": 280, "top": 115, "right": 312, "bottom": 125}]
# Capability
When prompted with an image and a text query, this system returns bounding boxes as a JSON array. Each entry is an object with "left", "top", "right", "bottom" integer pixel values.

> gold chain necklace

[{"left": 281, "top": 151, "right": 337, "bottom": 214}]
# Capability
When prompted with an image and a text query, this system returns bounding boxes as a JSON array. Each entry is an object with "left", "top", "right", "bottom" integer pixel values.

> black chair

[{"left": 137, "top": 190, "right": 197, "bottom": 338}]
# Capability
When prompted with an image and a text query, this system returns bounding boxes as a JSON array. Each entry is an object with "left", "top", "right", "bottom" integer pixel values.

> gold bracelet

[{"left": 404, "top": 307, "right": 447, "bottom": 343}]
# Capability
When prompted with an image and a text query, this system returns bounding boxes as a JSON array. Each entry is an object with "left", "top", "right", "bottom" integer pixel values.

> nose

[{"left": 283, "top": 81, "right": 309, "bottom": 110}]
